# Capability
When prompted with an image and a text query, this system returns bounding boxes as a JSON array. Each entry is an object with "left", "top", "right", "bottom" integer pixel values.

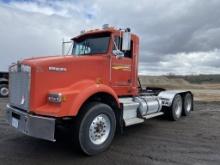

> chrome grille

[{"left": 9, "top": 70, "right": 31, "bottom": 111}]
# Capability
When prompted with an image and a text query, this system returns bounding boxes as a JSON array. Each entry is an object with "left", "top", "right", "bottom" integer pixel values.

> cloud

[
  {"left": 0, "top": 0, "right": 220, "bottom": 75},
  {"left": 0, "top": 1, "right": 90, "bottom": 69}
]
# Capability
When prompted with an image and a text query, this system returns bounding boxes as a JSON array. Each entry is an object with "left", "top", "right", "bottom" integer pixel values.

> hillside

[
  {"left": 139, "top": 75, "right": 220, "bottom": 101},
  {"left": 166, "top": 74, "right": 220, "bottom": 84},
  {"left": 139, "top": 75, "right": 194, "bottom": 89}
]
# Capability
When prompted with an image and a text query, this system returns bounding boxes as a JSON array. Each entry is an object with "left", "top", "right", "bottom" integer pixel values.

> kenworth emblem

[{"left": 48, "top": 67, "right": 67, "bottom": 72}]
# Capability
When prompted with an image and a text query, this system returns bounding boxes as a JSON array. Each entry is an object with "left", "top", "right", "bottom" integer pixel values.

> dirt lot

[{"left": 0, "top": 98, "right": 220, "bottom": 165}]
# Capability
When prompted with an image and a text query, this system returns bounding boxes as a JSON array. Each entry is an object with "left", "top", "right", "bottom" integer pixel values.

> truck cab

[
  {"left": 5, "top": 25, "right": 193, "bottom": 155},
  {"left": 71, "top": 27, "right": 139, "bottom": 96}
]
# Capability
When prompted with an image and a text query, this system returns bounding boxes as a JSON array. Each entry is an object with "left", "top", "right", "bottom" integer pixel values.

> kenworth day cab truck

[{"left": 5, "top": 25, "right": 193, "bottom": 155}]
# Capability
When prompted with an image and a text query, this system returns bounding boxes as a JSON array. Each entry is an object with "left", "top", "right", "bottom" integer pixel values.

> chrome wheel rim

[
  {"left": 174, "top": 96, "right": 182, "bottom": 118},
  {"left": 185, "top": 94, "right": 192, "bottom": 112},
  {"left": 0, "top": 87, "right": 9, "bottom": 97},
  {"left": 89, "top": 114, "right": 111, "bottom": 145}
]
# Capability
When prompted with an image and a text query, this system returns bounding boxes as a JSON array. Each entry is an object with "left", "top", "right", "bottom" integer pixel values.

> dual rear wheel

[{"left": 169, "top": 93, "right": 193, "bottom": 121}]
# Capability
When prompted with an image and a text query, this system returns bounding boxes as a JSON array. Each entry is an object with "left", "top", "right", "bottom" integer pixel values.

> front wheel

[{"left": 74, "top": 102, "right": 116, "bottom": 155}]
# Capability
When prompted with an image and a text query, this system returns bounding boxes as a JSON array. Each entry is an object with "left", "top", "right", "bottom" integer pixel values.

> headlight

[{"left": 48, "top": 93, "right": 63, "bottom": 103}]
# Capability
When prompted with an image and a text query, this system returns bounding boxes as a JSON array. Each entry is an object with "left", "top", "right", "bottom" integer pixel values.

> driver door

[{"left": 110, "top": 36, "right": 133, "bottom": 96}]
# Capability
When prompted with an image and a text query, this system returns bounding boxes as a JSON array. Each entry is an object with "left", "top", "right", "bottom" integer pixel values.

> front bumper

[{"left": 5, "top": 104, "right": 56, "bottom": 142}]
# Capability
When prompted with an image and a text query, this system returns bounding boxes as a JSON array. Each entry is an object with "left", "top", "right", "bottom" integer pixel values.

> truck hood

[
  {"left": 22, "top": 55, "right": 107, "bottom": 70},
  {"left": 23, "top": 55, "right": 79, "bottom": 67},
  {"left": 20, "top": 55, "right": 109, "bottom": 111}
]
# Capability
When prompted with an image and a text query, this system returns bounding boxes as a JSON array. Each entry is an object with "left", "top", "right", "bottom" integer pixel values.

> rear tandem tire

[
  {"left": 182, "top": 93, "right": 193, "bottom": 116},
  {"left": 74, "top": 102, "right": 116, "bottom": 156},
  {"left": 168, "top": 94, "right": 183, "bottom": 121}
]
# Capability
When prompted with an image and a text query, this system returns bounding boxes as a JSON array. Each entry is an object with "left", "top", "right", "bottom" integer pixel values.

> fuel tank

[{"left": 134, "top": 96, "right": 162, "bottom": 116}]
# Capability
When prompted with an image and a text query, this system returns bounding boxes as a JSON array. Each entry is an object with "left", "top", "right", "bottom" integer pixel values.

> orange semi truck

[{"left": 5, "top": 25, "right": 193, "bottom": 155}]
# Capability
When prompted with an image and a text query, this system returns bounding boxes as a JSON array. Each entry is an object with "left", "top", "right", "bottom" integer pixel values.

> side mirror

[
  {"left": 122, "top": 31, "right": 131, "bottom": 51},
  {"left": 113, "top": 49, "right": 124, "bottom": 59}
]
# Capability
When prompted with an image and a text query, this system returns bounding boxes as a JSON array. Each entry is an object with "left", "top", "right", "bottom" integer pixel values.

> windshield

[{"left": 72, "top": 34, "right": 110, "bottom": 55}]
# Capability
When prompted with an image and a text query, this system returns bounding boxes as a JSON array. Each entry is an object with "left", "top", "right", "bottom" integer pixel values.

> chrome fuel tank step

[{"left": 119, "top": 97, "right": 164, "bottom": 127}]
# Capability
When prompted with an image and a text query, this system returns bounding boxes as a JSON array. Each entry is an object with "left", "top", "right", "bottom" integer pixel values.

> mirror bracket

[{"left": 113, "top": 50, "right": 124, "bottom": 59}]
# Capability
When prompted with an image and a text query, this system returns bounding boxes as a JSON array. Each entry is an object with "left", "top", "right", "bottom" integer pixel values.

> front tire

[{"left": 74, "top": 102, "right": 116, "bottom": 155}]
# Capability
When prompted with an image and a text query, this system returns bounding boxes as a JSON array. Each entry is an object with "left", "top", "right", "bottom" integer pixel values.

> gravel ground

[{"left": 0, "top": 98, "right": 220, "bottom": 165}]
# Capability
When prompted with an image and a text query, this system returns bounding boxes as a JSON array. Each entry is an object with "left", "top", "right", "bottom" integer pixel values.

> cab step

[
  {"left": 143, "top": 112, "right": 164, "bottom": 119},
  {"left": 124, "top": 118, "right": 144, "bottom": 127},
  {"left": 124, "top": 112, "right": 164, "bottom": 127}
]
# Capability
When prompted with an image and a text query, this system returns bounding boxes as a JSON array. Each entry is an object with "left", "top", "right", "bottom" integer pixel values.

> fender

[
  {"left": 68, "top": 80, "right": 120, "bottom": 116},
  {"left": 158, "top": 90, "right": 192, "bottom": 107},
  {"left": 37, "top": 80, "right": 120, "bottom": 117}
]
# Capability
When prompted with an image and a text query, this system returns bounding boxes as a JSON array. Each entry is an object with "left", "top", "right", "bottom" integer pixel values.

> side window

[
  {"left": 113, "top": 36, "right": 122, "bottom": 50},
  {"left": 113, "top": 36, "right": 133, "bottom": 58}
]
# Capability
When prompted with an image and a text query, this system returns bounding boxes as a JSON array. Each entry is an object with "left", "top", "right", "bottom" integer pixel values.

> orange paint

[{"left": 21, "top": 28, "right": 139, "bottom": 117}]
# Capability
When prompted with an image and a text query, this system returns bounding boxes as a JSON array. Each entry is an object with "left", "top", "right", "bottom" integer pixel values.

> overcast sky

[{"left": 0, "top": 0, "right": 220, "bottom": 75}]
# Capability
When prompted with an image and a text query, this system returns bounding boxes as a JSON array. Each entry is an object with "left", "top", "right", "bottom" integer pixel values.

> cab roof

[{"left": 72, "top": 27, "right": 118, "bottom": 40}]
